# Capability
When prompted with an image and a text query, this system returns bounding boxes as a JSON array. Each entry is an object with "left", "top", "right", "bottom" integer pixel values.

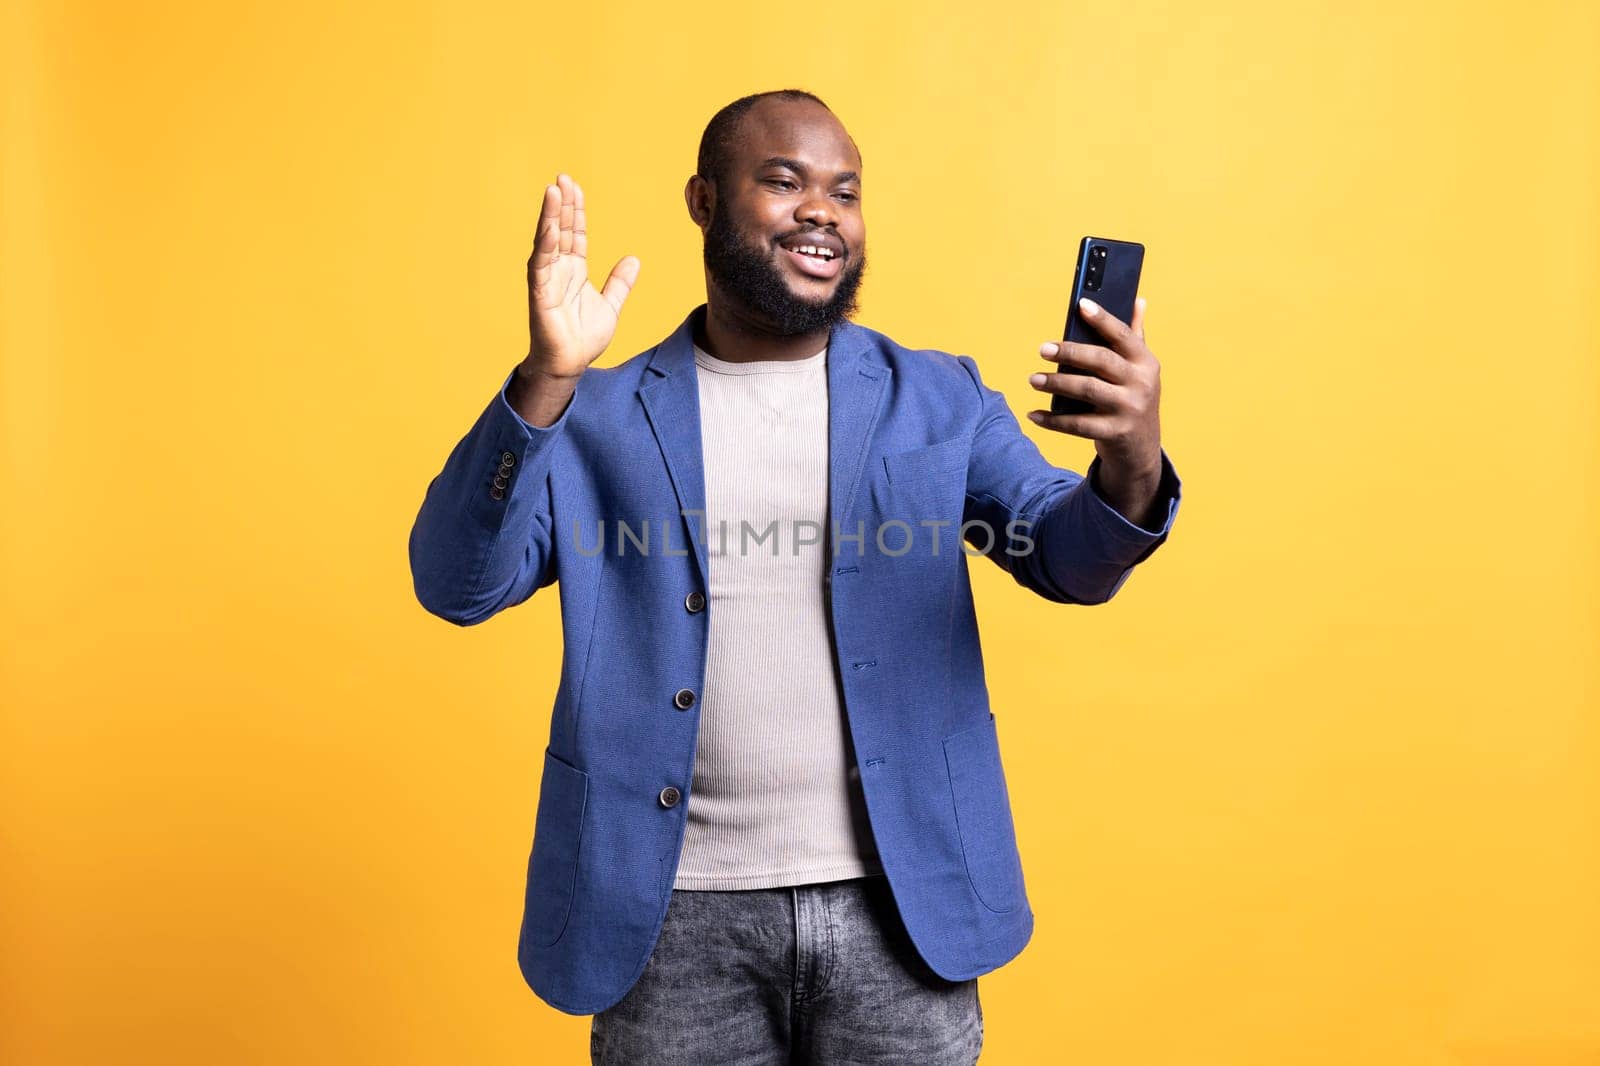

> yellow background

[{"left": 3, "top": 0, "right": 1596, "bottom": 1063}]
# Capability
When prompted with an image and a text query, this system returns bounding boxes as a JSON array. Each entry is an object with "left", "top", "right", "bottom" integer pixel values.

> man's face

[{"left": 699, "top": 100, "right": 868, "bottom": 336}]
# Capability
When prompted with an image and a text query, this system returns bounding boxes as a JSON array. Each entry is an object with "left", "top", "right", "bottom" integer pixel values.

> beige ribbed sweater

[{"left": 671, "top": 341, "right": 884, "bottom": 891}]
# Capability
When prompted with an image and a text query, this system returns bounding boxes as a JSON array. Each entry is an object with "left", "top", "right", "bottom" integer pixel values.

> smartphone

[{"left": 1051, "top": 236, "right": 1145, "bottom": 416}]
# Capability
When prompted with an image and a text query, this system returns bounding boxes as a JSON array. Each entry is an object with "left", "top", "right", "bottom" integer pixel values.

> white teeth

[{"left": 794, "top": 244, "right": 834, "bottom": 259}]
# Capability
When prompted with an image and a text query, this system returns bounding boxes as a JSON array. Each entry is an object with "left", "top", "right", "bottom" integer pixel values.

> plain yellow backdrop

[{"left": 3, "top": 0, "right": 1596, "bottom": 1063}]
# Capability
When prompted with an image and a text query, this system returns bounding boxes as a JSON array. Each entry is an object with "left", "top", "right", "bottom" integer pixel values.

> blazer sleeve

[
  {"left": 407, "top": 366, "right": 576, "bottom": 625},
  {"left": 955, "top": 354, "right": 1182, "bottom": 605}
]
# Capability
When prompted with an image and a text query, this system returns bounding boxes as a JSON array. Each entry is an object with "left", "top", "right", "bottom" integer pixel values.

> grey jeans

[{"left": 590, "top": 873, "right": 983, "bottom": 1065}]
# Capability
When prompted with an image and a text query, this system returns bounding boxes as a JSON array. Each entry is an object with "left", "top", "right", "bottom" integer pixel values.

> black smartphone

[{"left": 1051, "top": 236, "right": 1145, "bottom": 416}]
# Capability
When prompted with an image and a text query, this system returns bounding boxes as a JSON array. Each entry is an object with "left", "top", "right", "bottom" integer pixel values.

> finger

[
  {"left": 1025, "top": 409, "right": 1118, "bottom": 438},
  {"left": 1027, "top": 369, "right": 1122, "bottom": 411},
  {"left": 557, "top": 173, "right": 575, "bottom": 256},
  {"left": 600, "top": 255, "right": 641, "bottom": 314},
  {"left": 571, "top": 177, "right": 588, "bottom": 260},
  {"left": 529, "top": 183, "right": 561, "bottom": 285},
  {"left": 1076, "top": 297, "right": 1144, "bottom": 361},
  {"left": 1131, "top": 296, "right": 1146, "bottom": 342},
  {"left": 1038, "top": 340, "right": 1129, "bottom": 384}
]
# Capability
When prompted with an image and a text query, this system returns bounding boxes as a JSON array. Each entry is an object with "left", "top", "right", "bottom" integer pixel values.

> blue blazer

[{"left": 409, "top": 304, "right": 1182, "bottom": 1015}]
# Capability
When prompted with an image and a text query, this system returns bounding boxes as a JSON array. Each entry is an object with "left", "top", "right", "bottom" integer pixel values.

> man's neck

[{"left": 695, "top": 300, "right": 832, "bottom": 364}]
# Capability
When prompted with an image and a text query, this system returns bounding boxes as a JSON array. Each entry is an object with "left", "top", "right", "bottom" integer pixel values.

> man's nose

[{"left": 796, "top": 194, "right": 838, "bottom": 229}]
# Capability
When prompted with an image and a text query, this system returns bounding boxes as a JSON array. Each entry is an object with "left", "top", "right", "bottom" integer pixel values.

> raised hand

[{"left": 524, "top": 173, "right": 641, "bottom": 379}]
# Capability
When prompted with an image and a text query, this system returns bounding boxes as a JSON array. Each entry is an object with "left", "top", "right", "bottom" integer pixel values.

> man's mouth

[{"left": 779, "top": 242, "right": 843, "bottom": 280}]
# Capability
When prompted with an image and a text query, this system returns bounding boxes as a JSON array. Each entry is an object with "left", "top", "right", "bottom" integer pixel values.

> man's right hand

[
  {"left": 510, "top": 174, "right": 640, "bottom": 426},
  {"left": 524, "top": 172, "right": 640, "bottom": 377}
]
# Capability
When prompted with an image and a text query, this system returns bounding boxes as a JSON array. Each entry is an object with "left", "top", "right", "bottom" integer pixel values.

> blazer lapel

[
  {"left": 638, "top": 310, "right": 711, "bottom": 586},
  {"left": 824, "top": 319, "right": 890, "bottom": 535}
]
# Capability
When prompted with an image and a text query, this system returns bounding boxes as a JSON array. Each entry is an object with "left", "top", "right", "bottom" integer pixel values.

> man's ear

[{"left": 684, "top": 174, "right": 712, "bottom": 230}]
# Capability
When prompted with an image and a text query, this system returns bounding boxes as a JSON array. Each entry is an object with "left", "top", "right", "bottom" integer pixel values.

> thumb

[{"left": 600, "top": 255, "right": 641, "bottom": 314}]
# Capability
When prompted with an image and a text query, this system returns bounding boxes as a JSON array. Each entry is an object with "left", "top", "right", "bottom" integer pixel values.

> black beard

[{"left": 702, "top": 201, "right": 868, "bottom": 337}]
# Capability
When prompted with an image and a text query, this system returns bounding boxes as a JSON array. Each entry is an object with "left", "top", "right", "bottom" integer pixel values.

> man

[{"left": 409, "top": 89, "right": 1181, "bottom": 1064}]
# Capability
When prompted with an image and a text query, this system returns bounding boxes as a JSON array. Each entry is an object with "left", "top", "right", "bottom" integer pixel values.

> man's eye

[
  {"left": 835, "top": 192, "right": 859, "bottom": 203},
  {"left": 767, "top": 179, "right": 798, "bottom": 191}
]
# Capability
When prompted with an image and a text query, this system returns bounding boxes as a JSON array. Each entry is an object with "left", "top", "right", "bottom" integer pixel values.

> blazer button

[
  {"left": 673, "top": 688, "right": 696, "bottom": 710},
  {"left": 500, "top": 451, "right": 516, "bottom": 467},
  {"left": 489, "top": 486, "right": 506, "bottom": 501},
  {"left": 684, "top": 590, "right": 706, "bottom": 613},
  {"left": 658, "top": 786, "right": 681, "bottom": 808},
  {"left": 492, "top": 474, "right": 508, "bottom": 490}
]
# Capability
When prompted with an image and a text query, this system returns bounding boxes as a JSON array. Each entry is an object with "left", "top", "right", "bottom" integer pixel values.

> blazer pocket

[
  {"left": 881, "top": 435, "right": 970, "bottom": 489},
  {"left": 523, "top": 746, "right": 589, "bottom": 947},
  {"left": 943, "top": 713, "right": 1027, "bottom": 913}
]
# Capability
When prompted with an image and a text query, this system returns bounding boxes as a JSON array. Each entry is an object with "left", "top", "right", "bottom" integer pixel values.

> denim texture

[{"left": 590, "top": 875, "right": 982, "bottom": 1065}]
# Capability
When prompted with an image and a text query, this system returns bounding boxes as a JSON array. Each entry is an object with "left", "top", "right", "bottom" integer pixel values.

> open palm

[{"left": 525, "top": 173, "right": 641, "bottom": 378}]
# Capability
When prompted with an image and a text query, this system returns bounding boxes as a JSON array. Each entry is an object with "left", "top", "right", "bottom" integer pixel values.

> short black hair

[{"left": 696, "top": 90, "right": 856, "bottom": 194}]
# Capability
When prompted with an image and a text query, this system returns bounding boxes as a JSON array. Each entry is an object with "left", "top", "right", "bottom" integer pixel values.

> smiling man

[{"left": 409, "top": 89, "right": 1183, "bottom": 1064}]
